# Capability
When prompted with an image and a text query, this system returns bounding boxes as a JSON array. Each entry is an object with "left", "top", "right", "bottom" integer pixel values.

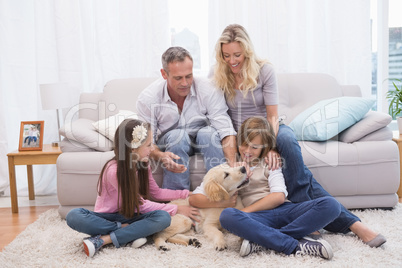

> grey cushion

[
  {"left": 357, "top": 126, "right": 393, "bottom": 142},
  {"left": 339, "top": 111, "right": 392, "bottom": 143}
]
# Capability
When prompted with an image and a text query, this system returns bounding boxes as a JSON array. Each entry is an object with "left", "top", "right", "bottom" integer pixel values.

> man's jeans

[
  {"left": 157, "top": 126, "right": 225, "bottom": 190},
  {"left": 277, "top": 125, "right": 360, "bottom": 233},
  {"left": 220, "top": 196, "right": 341, "bottom": 255},
  {"left": 66, "top": 208, "right": 171, "bottom": 248}
]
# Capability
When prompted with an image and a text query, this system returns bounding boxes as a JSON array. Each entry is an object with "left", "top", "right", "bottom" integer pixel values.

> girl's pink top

[{"left": 94, "top": 160, "right": 189, "bottom": 216}]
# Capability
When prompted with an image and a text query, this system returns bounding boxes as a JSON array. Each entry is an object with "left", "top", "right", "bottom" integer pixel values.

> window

[
  {"left": 168, "top": 0, "right": 209, "bottom": 76},
  {"left": 371, "top": 0, "right": 402, "bottom": 119}
]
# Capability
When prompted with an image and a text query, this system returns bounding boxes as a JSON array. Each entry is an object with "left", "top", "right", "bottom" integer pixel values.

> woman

[{"left": 207, "top": 24, "right": 385, "bottom": 248}]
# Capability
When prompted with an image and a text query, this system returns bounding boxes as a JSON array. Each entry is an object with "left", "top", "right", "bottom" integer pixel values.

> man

[{"left": 137, "top": 47, "right": 237, "bottom": 190}]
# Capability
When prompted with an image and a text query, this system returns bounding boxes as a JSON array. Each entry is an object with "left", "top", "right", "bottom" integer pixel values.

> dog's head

[{"left": 203, "top": 164, "right": 249, "bottom": 202}]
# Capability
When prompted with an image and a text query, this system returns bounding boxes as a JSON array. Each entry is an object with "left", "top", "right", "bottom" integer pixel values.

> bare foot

[{"left": 349, "top": 221, "right": 378, "bottom": 243}]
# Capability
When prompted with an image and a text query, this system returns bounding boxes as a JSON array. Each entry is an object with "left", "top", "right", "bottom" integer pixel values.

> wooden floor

[{"left": 0, "top": 205, "right": 58, "bottom": 251}]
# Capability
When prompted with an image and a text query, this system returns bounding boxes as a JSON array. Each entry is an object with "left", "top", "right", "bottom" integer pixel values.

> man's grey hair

[{"left": 161, "top": 47, "right": 193, "bottom": 73}]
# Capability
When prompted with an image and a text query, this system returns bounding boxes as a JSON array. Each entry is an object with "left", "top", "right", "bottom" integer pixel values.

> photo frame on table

[{"left": 19, "top": 121, "right": 44, "bottom": 151}]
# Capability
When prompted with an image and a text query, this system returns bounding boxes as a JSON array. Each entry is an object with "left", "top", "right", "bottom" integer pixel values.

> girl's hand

[
  {"left": 177, "top": 205, "right": 201, "bottom": 222},
  {"left": 264, "top": 150, "right": 282, "bottom": 170}
]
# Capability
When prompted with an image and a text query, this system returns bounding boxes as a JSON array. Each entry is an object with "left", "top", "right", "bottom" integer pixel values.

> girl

[
  {"left": 191, "top": 117, "right": 341, "bottom": 259},
  {"left": 208, "top": 23, "right": 386, "bottom": 248},
  {"left": 66, "top": 119, "right": 199, "bottom": 257}
]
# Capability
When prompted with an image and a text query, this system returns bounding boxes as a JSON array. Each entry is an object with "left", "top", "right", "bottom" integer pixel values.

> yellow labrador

[{"left": 153, "top": 164, "right": 249, "bottom": 251}]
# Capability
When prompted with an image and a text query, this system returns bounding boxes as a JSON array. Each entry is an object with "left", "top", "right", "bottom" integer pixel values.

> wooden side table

[
  {"left": 7, "top": 144, "right": 62, "bottom": 213},
  {"left": 392, "top": 132, "right": 402, "bottom": 199}
]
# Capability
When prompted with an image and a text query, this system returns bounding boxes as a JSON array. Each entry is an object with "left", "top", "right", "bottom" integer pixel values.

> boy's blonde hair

[
  {"left": 213, "top": 24, "right": 267, "bottom": 105},
  {"left": 237, "top": 116, "right": 276, "bottom": 159}
]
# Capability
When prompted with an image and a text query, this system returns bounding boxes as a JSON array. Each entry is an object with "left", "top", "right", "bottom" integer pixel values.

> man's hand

[
  {"left": 161, "top": 152, "right": 187, "bottom": 173},
  {"left": 264, "top": 150, "right": 282, "bottom": 170},
  {"left": 176, "top": 205, "right": 201, "bottom": 222}
]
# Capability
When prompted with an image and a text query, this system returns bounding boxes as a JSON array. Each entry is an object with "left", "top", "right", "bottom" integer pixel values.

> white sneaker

[
  {"left": 239, "top": 239, "right": 263, "bottom": 257},
  {"left": 131, "top": 237, "right": 147, "bottom": 248}
]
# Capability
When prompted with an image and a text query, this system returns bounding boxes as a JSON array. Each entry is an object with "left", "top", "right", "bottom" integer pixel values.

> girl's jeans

[
  {"left": 66, "top": 208, "right": 171, "bottom": 248},
  {"left": 277, "top": 125, "right": 360, "bottom": 233},
  {"left": 220, "top": 196, "right": 341, "bottom": 255}
]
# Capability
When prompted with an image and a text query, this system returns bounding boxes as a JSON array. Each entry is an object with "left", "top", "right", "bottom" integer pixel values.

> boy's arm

[{"left": 241, "top": 192, "right": 285, "bottom": 213}]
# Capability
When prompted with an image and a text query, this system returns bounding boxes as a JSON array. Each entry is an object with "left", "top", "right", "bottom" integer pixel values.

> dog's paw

[
  {"left": 159, "top": 245, "right": 170, "bottom": 251},
  {"left": 189, "top": 238, "right": 201, "bottom": 248},
  {"left": 214, "top": 242, "right": 227, "bottom": 251}
]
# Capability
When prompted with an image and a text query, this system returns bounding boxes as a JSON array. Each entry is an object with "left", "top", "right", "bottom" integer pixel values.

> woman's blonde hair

[
  {"left": 214, "top": 24, "right": 267, "bottom": 104},
  {"left": 237, "top": 116, "right": 276, "bottom": 159}
]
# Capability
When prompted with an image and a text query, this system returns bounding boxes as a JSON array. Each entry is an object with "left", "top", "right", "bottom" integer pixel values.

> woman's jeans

[
  {"left": 157, "top": 126, "right": 225, "bottom": 190},
  {"left": 220, "top": 196, "right": 341, "bottom": 255},
  {"left": 66, "top": 208, "right": 171, "bottom": 248},
  {"left": 277, "top": 125, "right": 360, "bottom": 233}
]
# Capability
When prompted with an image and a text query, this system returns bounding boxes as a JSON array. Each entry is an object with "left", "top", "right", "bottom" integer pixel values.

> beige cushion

[
  {"left": 59, "top": 118, "right": 113, "bottom": 152},
  {"left": 357, "top": 126, "right": 393, "bottom": 142},
  {"left": 92, "top": 110, "right": 138, "bottom": 141},
  {"left": 339, "top": 111, "right": 392, "bottom": 143}
]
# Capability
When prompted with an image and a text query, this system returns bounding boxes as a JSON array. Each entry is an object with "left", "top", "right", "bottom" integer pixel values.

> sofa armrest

[{"left": 57, "top": 151, "right": 114, "bottom": 207}]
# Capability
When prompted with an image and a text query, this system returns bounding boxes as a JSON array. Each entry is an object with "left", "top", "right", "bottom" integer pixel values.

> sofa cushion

[
  {"left": 92, "top": 110, "right": 138, "bottom": 141},
  {"left": 59, "top": 118, "right": 113, "bottom": 151},
  {"left": 289, "top": 97, "right": 375, "bottom": 141},
  {"left": 338, "top": 111, "right": 392, "bottom": 143}
]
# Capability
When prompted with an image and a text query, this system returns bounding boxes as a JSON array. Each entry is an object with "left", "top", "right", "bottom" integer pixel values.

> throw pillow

[
  {"left": 338, "top": 111, "right": 392, "bottom": 143},
  {"left": 92, "top": 110, "right": 138, "bottom": 141},
  {"left": 289, "top": 97, "right": 375, "bottom": 141},
  {"left": 59, "top": 118, "right": 113, "bottom": 152},
  {"left": 357, "top": 126, "right": 393, "bottom": 142}
]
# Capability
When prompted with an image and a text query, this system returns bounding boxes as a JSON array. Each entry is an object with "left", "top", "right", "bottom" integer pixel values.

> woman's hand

[
  {"left": 177, "top": 205, "right": 201, "bottom": 222},
  {"left": 264, "top": 150, "right": 282, "bottom": 170}
]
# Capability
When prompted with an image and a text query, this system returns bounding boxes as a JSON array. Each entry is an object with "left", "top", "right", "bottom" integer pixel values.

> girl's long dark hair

[{"left": 98, "top": 119, "right": 151, "bottom": 218}]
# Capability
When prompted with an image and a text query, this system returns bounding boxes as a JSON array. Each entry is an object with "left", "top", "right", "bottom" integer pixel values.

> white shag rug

[{"left": 1, "top": 205, "right": 402, "bottom": 268}]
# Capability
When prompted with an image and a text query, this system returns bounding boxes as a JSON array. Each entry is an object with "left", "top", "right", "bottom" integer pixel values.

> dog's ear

[{"left": 204, "top": 179, "right": 230, "bottom": 202}]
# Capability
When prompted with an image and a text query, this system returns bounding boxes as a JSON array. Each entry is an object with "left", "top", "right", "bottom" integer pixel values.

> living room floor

[{"left": 0, "top": 194, "right": 59, "bottom": 208}]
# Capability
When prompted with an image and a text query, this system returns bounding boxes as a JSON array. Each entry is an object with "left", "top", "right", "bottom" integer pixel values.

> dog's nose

[{"left": 240, "top": 166, "right": 246, "bottom": 173}]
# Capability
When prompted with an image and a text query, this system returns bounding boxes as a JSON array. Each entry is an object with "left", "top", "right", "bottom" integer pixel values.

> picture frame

[{"left": 19, "top": 121, "right": 44, "bottom": 151}]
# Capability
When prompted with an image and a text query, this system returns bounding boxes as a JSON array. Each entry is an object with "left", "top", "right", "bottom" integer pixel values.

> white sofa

[{"left": 56, "top": 73, "right": 400, "bottom": 219}]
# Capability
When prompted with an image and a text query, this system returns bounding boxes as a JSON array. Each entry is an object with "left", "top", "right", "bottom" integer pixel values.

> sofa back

[
  {"left": 277, "top": 73, "right": 361, "bottom": 124},
  {"left": 78, "top": 73, "right": 361, "bottom": 124},
  {"left": 79, "top": 77, "right": 158, "bottom": 121}
]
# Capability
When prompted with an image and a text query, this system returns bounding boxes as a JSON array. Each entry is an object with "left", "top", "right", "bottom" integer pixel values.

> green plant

[{"left": 386, "top": 79, "right": 402, "bottom": 119}]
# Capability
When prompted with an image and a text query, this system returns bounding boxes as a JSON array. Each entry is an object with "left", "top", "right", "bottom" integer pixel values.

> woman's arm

[
  {"left": 265, "top": 104, "right": 281, "bottom": 170},
  {"left": 266, "top": 104, "right": 279, "bottom": 137}
]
